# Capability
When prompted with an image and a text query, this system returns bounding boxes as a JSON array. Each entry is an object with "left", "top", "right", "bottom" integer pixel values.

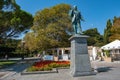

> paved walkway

[
  {"left": 1, "top": 61, "right": 120, "bottom": 80},
  {"left": 0, "top": 57, "right": 40, "bottom": 80}
]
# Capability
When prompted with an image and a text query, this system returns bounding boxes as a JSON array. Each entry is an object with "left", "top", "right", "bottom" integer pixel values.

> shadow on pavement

[{"left": 96, "top": 67, "right": 112, "bottom": 73}]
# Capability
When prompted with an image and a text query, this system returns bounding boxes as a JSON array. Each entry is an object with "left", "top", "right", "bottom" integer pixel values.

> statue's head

[{"left": 73, "top": 5, "right": 77, "bottom": 10}]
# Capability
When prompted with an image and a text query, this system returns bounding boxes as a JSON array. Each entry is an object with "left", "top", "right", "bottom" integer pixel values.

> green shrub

[
  {"left": 27, "top": 66, "right": 37, "bottom": 72},
  {"left": 48, "top": 63, "right": 59, "bottom": 68},
  {"left": 104, "top": 50, "right": 110, "bottom": 57},
  {"left": 59, "top": 64, "right": 70, "bottom": 67},
  {"left": 43, "top": 65, "right": 52, "bottom": 71}
]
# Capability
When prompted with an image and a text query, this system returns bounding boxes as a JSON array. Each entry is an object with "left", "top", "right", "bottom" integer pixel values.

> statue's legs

[
  {"left": 77, "top": 23, "right": 82, "bottom": 34},
  {"left": 73, "top": 24, "right": 77, "bottom": 34}
]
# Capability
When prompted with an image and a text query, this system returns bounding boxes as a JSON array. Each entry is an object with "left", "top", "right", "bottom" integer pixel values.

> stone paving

[
  {"left": 1, "top": 61, "right": 120, "bottom": 80},
  {"left": 0, "top": 72, "right": 6, "bottom": 78}
]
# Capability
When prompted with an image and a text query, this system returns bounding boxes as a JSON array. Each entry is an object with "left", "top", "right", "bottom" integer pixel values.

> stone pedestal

[{"left": 69, "top": 34, "right": 96, "bottom": 77}]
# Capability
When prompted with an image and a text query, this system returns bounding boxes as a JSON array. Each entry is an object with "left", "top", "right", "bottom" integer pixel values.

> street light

[{"left": 21, "top": 40, "right": 25, "bottom": 60}]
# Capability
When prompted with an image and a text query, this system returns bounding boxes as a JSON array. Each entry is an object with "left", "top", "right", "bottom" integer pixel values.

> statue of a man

[{"left": 69, "top": 5, "right": 83, "bottom": 34}]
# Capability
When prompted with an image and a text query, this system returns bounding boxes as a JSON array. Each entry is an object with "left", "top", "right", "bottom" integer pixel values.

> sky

[{"left": 16, "top": 0, "right": 120, "bottom": 35}]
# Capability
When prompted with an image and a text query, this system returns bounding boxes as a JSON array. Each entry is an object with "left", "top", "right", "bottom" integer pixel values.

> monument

[{"left": 69, "top": 6, "right": 96, "bottom": 77}]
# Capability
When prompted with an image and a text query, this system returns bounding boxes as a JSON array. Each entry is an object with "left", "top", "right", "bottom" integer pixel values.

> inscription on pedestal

[{"left": 75, "top": 43, "right": 88, "bottom": 54}]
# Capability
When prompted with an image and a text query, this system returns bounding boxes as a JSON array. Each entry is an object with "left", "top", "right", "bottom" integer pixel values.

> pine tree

[
  {"left": 109, "top": 17, "right": 120, "bottom": 41},
  {"left": 0, "top": 0, "right": 33, "bottom": 39},
  {"left": 103, "top": 19, "right": 112, "bottom": 44}
]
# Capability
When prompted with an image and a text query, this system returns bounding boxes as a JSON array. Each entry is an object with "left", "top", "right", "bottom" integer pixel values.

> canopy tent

[{"left": 101, "top": 40, "right": 120, "bottom": 50}]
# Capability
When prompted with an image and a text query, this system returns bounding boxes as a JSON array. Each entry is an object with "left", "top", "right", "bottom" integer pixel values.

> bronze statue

[{"left": 69, "top": 5, "right": 83, "bottom": 34}]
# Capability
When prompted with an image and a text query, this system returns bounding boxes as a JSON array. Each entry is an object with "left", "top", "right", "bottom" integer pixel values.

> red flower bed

[
  {"left": 27, "top": 60, "right": 70, "bottom": 72},
  {"left": 34, "top": 60, "right": 70, "bottom": 68}
]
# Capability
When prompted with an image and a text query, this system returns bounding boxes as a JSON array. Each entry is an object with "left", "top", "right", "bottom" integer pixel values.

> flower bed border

[
  {"left": 21, "top": 67, "right": 70, "bottom": 75},
  {"left": 21, "top": 68, "right": 58, "bottom": 75},
  {"left": 21, "top": 60, "right": 70, "bottom": 75}
]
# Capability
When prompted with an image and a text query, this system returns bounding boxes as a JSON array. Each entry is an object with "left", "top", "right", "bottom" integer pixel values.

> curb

[{"left": 21, "top": 68, "right": 58, "bottom": 75}]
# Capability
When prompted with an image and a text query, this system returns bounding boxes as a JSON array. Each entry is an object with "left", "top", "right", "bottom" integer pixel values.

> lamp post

[{"left": 21, "top": 40, "right": 25, "bottom": 60}]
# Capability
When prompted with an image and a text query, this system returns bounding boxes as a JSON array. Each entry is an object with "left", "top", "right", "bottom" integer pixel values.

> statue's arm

[
  {"left": 69, "top": 10, "right": 73, "bottom": 17},
  {"left": 79, "top": 12, "right": 84, "bottom": 21}
]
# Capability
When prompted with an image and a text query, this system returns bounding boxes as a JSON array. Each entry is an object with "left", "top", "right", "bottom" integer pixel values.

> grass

[{"left": 0, "top": 60, "right": 17, "bottom": 69}]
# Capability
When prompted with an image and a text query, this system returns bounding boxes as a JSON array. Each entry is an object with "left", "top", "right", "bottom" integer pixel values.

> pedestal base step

[{"left": 71, "top": 71, "right": 96, "bottom": 77}]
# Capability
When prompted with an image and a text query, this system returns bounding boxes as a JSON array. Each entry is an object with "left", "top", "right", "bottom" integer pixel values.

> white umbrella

[{"left": 101, "top": 40, "right": 120, "bottom": 50}]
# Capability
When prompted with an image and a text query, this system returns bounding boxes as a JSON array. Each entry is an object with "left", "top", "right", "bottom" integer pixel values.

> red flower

[{"left": 33, "top": 60, "right": 70, "bottom": 68}]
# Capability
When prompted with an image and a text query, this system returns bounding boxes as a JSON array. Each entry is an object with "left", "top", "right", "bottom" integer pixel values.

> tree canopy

[
  {"left": 24, "top": 4, "right": 71, "bottom": 52},
  {"left": 0, "top": 0, "right": 33, "bottom": 39},
  {"left": 103, "top": 19, "right": 112, "bottom": 44},
  {"left": 83, "top": 28, "right": 103, "bottom": 46},
  {"left": 0, "top": 0, "right": 33, "bottom": 57},
  {"left": 109, "top": 16, "right": 120, "bottom": 41}
]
